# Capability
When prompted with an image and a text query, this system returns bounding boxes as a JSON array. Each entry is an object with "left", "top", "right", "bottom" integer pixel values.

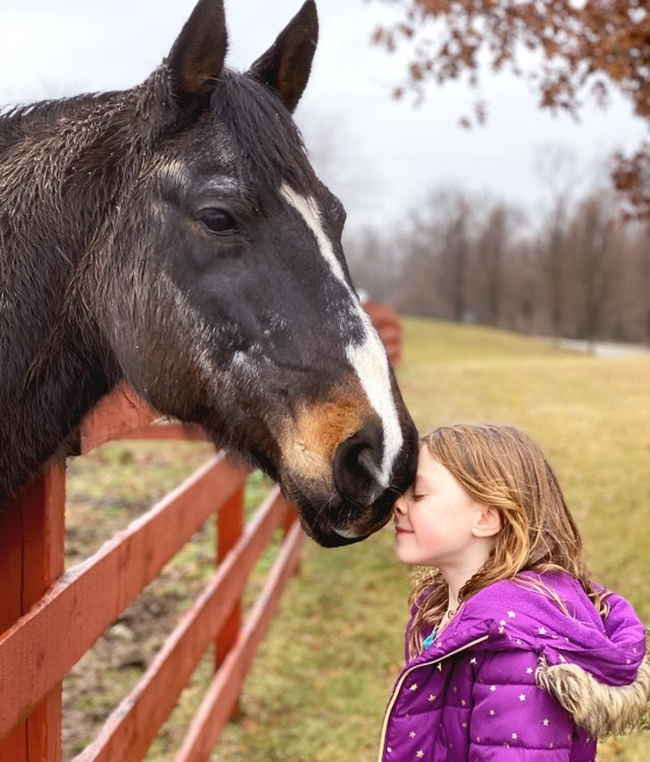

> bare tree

[
  {"left": 566, "top": 195, "right": 617, "bottom": 343},
  {"left": 533, "top": 144, "right": 585, "bottom": 337},
  {"left": 474, "top": 204, "right": 523, "bottom": 327},
  {"left": 373, "top": 0, "right": 650, "bottom": 218},
  {"left": 298, "top": 109, "right": 382, "bottom": 229},
  {"left": 345, "top": 226, "right": 401, "bottom": 304},
  {"left": 642, "top": 227, "right": 650, "bottom": 344},
  {"left": 347, "top": 170, "right": 647, "bottom": 347},
  {"left": 628, "top": 223, "right": 650, "bottom": 343},
  {"left": 414, "top": 188, "right": 475, "bottom": 322}
]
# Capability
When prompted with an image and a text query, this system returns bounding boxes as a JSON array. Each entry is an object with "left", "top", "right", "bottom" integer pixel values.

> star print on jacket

[{"left": 377, "top": 569, "right": 650, "bottom": 762}]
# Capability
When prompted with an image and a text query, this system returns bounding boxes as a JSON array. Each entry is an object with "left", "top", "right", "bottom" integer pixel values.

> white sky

[{"left": 1, "top": 0, "right": 647, "bottom": 231}]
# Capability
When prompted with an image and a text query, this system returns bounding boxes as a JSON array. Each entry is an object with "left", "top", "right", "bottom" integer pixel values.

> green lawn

[
  {"left": 212, "top": 318, "right": 650, "bottom": 762},
  {"left": 64, "top": 318, "right": 650, "bottom": 761}
]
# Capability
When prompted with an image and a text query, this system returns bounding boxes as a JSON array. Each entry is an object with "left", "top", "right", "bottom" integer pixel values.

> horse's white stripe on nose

[
  {"left": 280, "top": 183, "right": 403, "bottom": 487},
  {"left": 281, "top": 185, "right": 347, "bottom": 283},
  {"left": 346, "top": 337, "right": 402, "bottom": 487}
]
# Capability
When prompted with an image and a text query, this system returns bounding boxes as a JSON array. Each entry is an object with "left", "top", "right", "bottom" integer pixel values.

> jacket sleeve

[{"left": 468, "top": 648, "right": 577, "bottom": 760}]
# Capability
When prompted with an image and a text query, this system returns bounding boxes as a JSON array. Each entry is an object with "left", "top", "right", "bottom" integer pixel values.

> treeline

[{"left": 346, "top": 186, "right": 650, "bottom": 344}]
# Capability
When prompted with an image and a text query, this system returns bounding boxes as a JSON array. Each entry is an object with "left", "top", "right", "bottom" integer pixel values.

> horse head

[{"left": 1, "top": 0, "right": 418, "bottom": 546}]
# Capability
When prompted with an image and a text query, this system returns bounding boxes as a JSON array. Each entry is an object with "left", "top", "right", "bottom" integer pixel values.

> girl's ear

[{"left": 472, "top": 506, "right": 501, "bottom": 538}]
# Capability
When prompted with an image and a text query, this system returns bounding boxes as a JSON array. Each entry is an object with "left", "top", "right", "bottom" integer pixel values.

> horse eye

[{"left": 198, "top": 207, "right": 238, "bottom": 235}]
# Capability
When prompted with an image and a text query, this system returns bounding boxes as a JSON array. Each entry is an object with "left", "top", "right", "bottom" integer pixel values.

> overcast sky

[{"left": 1, "top": 0, "right": 648, "bottom": 231}]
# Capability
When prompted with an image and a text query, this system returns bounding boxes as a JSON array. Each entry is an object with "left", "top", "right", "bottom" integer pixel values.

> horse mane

[
  {"left": 0, "top": 94, "right": 114, "bottom": 152},
  {"left": 0, "top": 66, "right": 316, "bottom": 235},
  {"left": 0, "top": 73, "right": 173, "bottom": 499},
  {"left": 0, "top": 65, "right": 322, "bottom": 501}
]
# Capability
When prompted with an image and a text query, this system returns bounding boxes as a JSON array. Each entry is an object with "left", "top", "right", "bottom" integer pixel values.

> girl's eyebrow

[{"left": 414, "top": 475, "right": 432, "bottom": 491}]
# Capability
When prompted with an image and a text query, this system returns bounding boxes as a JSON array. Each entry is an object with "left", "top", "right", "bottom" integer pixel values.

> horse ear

[
  {"left": 248, "top": 0, "right": 318, "bottom": 113},
  {"left": 167, "top": 0, "right": 227, "bottom": 98}
]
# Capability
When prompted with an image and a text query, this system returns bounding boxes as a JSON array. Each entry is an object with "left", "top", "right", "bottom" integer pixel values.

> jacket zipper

[{"left": 376, "top": 634, "right": 490, "bottom": 762}]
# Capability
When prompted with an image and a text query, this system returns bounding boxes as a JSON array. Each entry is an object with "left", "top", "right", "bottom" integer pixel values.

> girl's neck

[{"left": 439, "top": 539, "right": 495, "bottom": 611}]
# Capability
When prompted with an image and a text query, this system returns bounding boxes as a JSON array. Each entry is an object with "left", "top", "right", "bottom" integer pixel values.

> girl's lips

[{"left": 394, "top": 526, "right": 414, "bottom": 534}]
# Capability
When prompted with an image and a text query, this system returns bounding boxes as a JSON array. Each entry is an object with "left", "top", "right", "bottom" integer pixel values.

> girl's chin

[
  {"left": 394, "top": 539, "right": 419, "bottom": 565},
  {"left": 394, "top": 538, "right": 440, "bottom": 566}
]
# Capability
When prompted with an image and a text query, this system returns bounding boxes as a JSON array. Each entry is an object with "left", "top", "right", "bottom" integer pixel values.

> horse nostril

[
  {"left": 357, "top": 448, "right": 383, "bottom": 484},
  {"left": 333, "top": 422, "right": 385, "bottom": 504}
]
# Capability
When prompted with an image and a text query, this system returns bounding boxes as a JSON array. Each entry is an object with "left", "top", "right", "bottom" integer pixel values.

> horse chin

[
  {"left": 315, "top": 528, "right": 372, "bottom": 548},
  {"left": 295, "top": 514, "right": 371, "bottom": 548},
  {"left": 276, "top": 464, "right": 401, "bottom": 546},
  {"left": 295, "top": 501, "right": 394, "bottom": 548}
]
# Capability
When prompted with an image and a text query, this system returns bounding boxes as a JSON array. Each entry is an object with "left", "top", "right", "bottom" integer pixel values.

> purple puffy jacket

[{"left": 377, "top": 570, "right": 649, "bottom": 761}]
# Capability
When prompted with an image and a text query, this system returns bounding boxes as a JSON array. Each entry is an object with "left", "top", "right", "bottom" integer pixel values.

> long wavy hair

[{"left": 406, "top": 424, "right": 610, "bottom": 660}]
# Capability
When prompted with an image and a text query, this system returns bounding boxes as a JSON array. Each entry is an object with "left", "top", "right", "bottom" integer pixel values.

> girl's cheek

[
  {"left": 412, "top": 514, "right": 441, "bottom": 543},
  {"left": 418, "top": 526, "right": 444, "bottom": 546}
]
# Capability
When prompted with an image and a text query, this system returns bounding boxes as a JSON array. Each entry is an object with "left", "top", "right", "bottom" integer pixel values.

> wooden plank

[
  {"left": 72, "top": 488, "right": 288, "bottom": 762},
  {"left": 216, "top": 490, "right": 244, "bottom": 670},
  {"left": 175, "top": 521, "right": 305, "bottom": 762},
  {"left": 111, "top": 423, "right": 208, "bottom": 444},
  {"left": 25, "top": 463, "right": 66, "bottom": 762},
  {"left": 281, "top": 505, "right": 301, "bottom": 575},
  {"left": 0, "top": 462, "right": 66, "bottom": 760},
  {"left": 0, "top": 488, "right": 26, "bottom": 631},
  {"left": 0, "top": 476, "right": 35, "bottom": 762},
  {"left": 0, "top": 454, "right": 248, "bottom": 742},
  {"left": 79, "top": 384, "right": 158, "bottom": 454}
]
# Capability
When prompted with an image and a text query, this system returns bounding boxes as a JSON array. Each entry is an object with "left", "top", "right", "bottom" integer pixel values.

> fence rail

[{"left": 0, "top": 385, "right": 304, "bottom": 761}]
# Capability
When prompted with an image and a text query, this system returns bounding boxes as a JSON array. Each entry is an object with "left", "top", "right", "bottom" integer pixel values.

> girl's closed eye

[
  {"left": 386, "top": 423, "right": 648, "bottom": 762},
  {"left": 411, "top": 481, "right": 430, "bottom": 500}
]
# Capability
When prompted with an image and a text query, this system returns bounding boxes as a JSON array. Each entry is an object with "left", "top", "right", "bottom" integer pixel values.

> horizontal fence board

[
  {"left": 72, "top": 487, "right": 291, "bottom": 762},
  {"left": 0, "top": 453, "right": 248, "bottom": 741},
  {"left": 175, "top": 521, "right": 305, "bottom": 762},
  {"left": 110, "top": 423, "right": 208, "bottom": 444},
  {"left": 80, "top": 385, "right": 158, "bottom": 454}
]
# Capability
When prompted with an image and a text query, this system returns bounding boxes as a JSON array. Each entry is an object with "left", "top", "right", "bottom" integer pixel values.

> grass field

[
  {"left": 212, "top": 319, "right": 650, "bottom": 762},
  {"left": 65, "top": 318, "right": 650, "bottom": 761}
]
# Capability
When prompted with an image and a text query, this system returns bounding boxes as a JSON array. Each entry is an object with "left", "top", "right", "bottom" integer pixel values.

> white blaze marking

[
  {"left": 333, "top": 526, "right": 365, "bottom": 539},
  {"left": 281, "top": 183, "right": 403, "bottom": 487},
  {"left": 156, "top": 159, "right": 191, "bottom": 186}
]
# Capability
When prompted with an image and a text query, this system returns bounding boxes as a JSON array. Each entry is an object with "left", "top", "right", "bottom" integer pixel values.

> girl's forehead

[{"left": 415, "top": 447, "right": 446, "bottom": 483}]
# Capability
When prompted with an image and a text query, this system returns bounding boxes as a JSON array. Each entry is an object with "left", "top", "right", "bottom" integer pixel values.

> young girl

[{"left": 379, "top": 424, "right": 649, "bottom": 762}]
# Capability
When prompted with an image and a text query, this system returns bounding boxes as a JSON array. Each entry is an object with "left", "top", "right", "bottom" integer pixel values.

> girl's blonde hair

[{"left": 406, "top": 424, "right": 610, "bottom": 659}]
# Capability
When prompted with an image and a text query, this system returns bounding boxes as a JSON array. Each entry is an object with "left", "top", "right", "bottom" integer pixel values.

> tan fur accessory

[{"left": 535, "top": 654, "right": 650, "bottom": 738}]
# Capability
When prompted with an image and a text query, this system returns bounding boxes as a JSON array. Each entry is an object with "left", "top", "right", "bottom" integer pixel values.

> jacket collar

[{"left": 405, "top": 570, "right": 650, "bottom": 737}]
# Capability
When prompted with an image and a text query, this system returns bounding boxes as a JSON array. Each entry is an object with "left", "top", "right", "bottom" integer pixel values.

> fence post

[
  {"left": 0, "top": 460, "right": 66, "bottom": 760},
  {"left": 215, "top": 486, "right": 244, "bottom": 713},
  {"left": 281, "top": 502, "right": 301, "bottom": 577}
]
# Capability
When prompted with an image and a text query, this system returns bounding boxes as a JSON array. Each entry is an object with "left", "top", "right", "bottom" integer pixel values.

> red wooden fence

[
  {"left": 0, "top": 384, "right": 304, "bottom": 761},
  {"left": 364, "top": 301, "right": 403, "bottom": 367}
]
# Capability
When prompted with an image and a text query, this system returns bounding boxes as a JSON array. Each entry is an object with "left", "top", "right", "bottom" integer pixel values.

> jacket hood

[{"left": 409, "top": 570, "right": 649, "bottom": 738}]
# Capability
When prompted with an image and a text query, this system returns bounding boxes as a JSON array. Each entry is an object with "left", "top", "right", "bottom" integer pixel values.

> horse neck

[
  {"left": 0, "top": 100, "right": 128, "bottom": 499},
  {"left": 0, "top": 254, "right": 121, "bottom": 497}
]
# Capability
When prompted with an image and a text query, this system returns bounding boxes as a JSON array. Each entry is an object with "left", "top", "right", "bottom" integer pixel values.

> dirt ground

[{"left": 62, "top": 439, "right": 271, "bottom": 760}]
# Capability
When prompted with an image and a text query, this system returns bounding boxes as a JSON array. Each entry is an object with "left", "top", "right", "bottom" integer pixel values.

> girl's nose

[{"left": 394, "top": 495, "right": 408, "bottom": 515}]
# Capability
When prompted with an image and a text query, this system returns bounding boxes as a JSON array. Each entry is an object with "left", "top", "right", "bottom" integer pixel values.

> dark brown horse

[{"left": 0, "top": 0, "right": 417, "bottom": 547}]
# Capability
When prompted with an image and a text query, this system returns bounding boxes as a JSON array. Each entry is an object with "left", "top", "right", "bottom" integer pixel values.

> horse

[{"left": 0, "top": 0, "right": 417, "bottom": 548}]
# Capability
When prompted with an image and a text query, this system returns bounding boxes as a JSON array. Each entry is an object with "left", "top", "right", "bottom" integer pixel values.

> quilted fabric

[{"left": 377, "top": 570, "right": 648, "bottom": 762}]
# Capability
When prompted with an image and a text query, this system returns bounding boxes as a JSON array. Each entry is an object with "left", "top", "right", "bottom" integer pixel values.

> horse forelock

[{"left": 209, "top": 71, "right": 316, "bottom": 198}]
